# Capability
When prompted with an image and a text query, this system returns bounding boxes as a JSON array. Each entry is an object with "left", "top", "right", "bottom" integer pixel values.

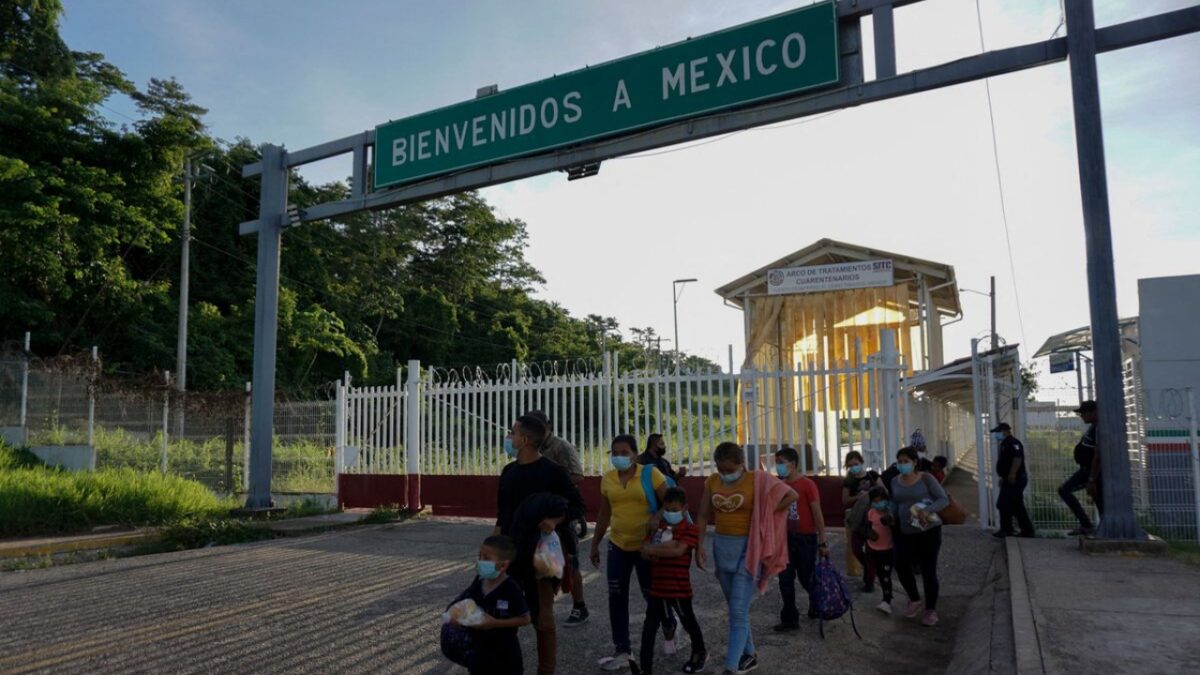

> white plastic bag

[
  {"left": 533, "top": 531, "right": 565, "bottom": 579},
  {"left": 442, "top": 598, "right": 486, "bottom": 627}
]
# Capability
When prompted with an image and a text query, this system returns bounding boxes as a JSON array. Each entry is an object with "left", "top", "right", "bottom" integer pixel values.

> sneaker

[
  {"left": 564, "top": 606, "right": 589, "bottom": 627},
  {"left": 682, "top": 651, "right": 708, "bottom": 674},
  {"left": 876, "top": 600, "right": 893, "bottom": 615},
  {"left": 904, "top": 600, "right": 923, "bottom": 618},
  {"left": 599, "top": 654, "right": 633, "bottom": 671},
  {"left": 921, "top": 610, "right": 939, "bottom": 627},
  {"left": 736, "top": 654, "right": 759, "bottom": 674},
  {"left": 663, "top": 639, "right": 677, "bottom": 656},
  {"left": 772, "top": 621, "right": 800, "bottom": 633}
]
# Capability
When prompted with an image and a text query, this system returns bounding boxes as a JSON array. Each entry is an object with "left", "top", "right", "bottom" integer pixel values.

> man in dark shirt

[
  {"left": 1059, "top": 400, "right": 1101, "bottom": 535},
  {"left": 495, "top": 414, "right": 583, "bottom": 675},
  {"left": 636, "top": 433, "right": 687, "bottom": 483},
  {"left": 991, "top": 422, "right": 1034, "bottom": 538}
]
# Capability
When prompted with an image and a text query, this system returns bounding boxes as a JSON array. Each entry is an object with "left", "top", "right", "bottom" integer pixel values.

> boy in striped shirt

[{"left": 638, "top": 488, "right": 707, "bottom": 675}]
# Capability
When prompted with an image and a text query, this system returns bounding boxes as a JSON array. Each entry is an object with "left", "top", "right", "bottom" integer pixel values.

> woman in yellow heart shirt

[{"left": 696, "top": 442, "right": 796, "bottom": 675}]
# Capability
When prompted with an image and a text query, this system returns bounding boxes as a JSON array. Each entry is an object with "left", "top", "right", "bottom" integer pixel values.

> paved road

[{"left": 0, "top": 505, "right": 997, "bottom": 674}]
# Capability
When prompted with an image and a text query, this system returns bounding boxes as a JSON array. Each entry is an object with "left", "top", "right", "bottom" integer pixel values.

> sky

[{"left": 60, "top": 0, "right": 1199, "bottom": 402}]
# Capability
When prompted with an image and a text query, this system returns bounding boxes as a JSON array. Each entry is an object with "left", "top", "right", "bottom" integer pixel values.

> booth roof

[
  {"left": 714, "top": 238, "right": 961, "bottom": 316},
  {"left": 906, "top": 343, "right": 1022, "bottom": 409}
]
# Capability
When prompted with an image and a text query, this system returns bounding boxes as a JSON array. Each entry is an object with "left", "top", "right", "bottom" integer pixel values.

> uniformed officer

[{"left": 991, "top": 422, "right": 1035, "bottom": 538}]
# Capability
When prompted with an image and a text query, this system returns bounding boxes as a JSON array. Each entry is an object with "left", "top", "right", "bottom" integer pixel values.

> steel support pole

[
  {"left": 176, "top": 159, "right": 192, "bottom": 393},
  {"left": 989, "top": 275, "right": 997, "bottom": 351},
  {"left": 970, "top": 339, "right": 990, "bottom": 529},
  {"left": 1065, "top": 0, "right": 1143, "bottom": 540},
  {"left": 246, "top": 144, "right": 287, "bottom": 509}
]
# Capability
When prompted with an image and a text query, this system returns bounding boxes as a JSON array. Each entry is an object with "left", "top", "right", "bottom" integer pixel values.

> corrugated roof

[{"left": 714, "top": 238, "right": 961, "bottom": 315}]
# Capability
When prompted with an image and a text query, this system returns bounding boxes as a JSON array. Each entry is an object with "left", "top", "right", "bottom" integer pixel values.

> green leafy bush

[
  {"left": 0, "top": 467, "right": 234, "bottom": 537},
  {"left": 153, "top": 519, "right": 275, "bottom": 552}
]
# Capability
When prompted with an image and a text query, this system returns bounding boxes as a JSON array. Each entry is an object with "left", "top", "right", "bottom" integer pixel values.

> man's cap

[
  {"left": 1074, "top": 400, "right": 1097, "bottom": 413},
  {"left": 990, "top": 422, "right": 1012, "bottom": 433}
]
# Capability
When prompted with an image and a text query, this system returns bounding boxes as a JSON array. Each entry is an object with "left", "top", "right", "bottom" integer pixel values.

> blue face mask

[
  {"left": 611, "top": 455, "right": 632, "bottom": 471},
  {"left": 503, "top": 437, "right": 517, "bottom": 458},
  {"left": 991, "top": 432, "right": 1005, "bottom": 444},
  {"left": 663, "top": 510, "right": 685, "bottom": 525},
  {"left": 849, "top": 464, "right": 864, "bottom": 475},
  {"left": 477, "top": 560, "right": 500, "bottom": 580},
  {"left": 720, "top": 469, "right": 744, "bottom": 484},
  {"left": 897, "top": 462, "right": 914, "bottom": 475},
  {"left": 872, "top": 500, "right": 889, "bottom": 510},
  {"left": 775, "top": 463, "right": 790, "bottom": 478}
]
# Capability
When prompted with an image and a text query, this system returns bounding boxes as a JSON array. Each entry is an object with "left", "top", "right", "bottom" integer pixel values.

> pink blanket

[{"left": 745, "top": 469, "right": 795, "bottom": 595}]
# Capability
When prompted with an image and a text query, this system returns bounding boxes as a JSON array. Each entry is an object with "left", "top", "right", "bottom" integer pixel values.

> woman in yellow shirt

[
  {"left": 696, "top": 442, "right": 796, "bottom": 675},
  {"left": 590, "top": 434, "right": 669, "bottom": 671}
]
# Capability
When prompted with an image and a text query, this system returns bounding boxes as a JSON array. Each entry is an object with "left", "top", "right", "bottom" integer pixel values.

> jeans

[
  {"left": 997, "top": 476, "right": 1035, "bottom": 535},
  {"left": 1058, "top": 466, "right": 1098, "bottom": 528},
  {"left": 606, "top": 542, "right": 669, "bottom": 654},
  {"left": 866, "top": 547, "right": 895, "bottom": 602},
  {"left": 640, "top": 598, "right": 705, "bottom": 673},
  {"left": 778, "top": 532, "right": 818, "bottom": 623},
  {"left": 894, "top": 526, "right": 942, "bottom": 611},
  {"left": 712, "top": 533, "right": 756, "bottom": 671}
]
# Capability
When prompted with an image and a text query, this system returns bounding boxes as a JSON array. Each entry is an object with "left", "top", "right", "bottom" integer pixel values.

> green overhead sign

[{"left": 373, "top": 1, "right": 839, "bottom": 190}]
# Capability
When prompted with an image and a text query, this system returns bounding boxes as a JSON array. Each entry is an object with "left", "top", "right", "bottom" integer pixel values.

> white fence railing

[{"left": 336, "top": 343, "right": 953, "bottom": 480}]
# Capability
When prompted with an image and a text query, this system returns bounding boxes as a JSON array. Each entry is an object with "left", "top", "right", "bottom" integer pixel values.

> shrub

[
  {"left": 0, "top": 467, "right": 234, "bottom": 537},
  {"left": 153, "top": 519, "right": 275, "bottom": 552},
  {"left": 0, "top": 441, "right": 44, "bottom": 469}
]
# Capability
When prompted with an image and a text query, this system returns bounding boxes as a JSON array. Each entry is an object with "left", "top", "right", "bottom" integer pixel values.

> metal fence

[
  {"left": 2, "top": 345, "right": 335, "bottom": 495},
  {"left": 1022, "top": 391, "right": 1200, "bottom": 543},
  {"left": 337, "top": 348, "right": 973, "bottom": 480}
]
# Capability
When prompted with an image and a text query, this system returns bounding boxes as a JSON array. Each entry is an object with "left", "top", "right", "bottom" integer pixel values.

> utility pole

[
  {"left": 989, "top": 275, "right": 997, "bottom": 351},
  {"left": 672, "top": 278, "right": 697, "bottom": 372},
  {"left": 1065, "top": 0, "right": 1144, "bottom": 540},
  {"left": 176, "top": 158, "right": 194, "bottom": 395}
]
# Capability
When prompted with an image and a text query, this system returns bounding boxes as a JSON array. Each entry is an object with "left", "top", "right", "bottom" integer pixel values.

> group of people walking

[{"left": 451, "top": 400, "right": 1104, "bottom": 674}]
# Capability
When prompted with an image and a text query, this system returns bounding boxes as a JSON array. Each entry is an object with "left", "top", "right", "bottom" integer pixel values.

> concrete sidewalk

[{"left": 1008, "top": 537, "right": 1200, "bottom": 675}]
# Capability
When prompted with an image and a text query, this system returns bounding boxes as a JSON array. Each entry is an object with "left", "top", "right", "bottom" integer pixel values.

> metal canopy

[
  {"left": 1032, "top": 316, "right": 1139, "bottom": 357},
  {"left": 907, "top": 344, "right": 1021, "bottom": 409}
]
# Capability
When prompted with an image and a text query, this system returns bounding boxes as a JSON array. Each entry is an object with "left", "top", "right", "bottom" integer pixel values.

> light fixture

[{"left": 566, "top": 162, "right": 601, "bottom": 181}]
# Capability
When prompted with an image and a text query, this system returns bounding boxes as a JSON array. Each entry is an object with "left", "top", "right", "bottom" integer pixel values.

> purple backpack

[{"left": 813, "top": 559, "right": 862, "bottom": 639}]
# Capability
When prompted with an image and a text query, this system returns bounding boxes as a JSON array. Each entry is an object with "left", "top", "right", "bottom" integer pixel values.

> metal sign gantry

[{"left": 238, "top": 0, "right": 1200, "bottom": 540}]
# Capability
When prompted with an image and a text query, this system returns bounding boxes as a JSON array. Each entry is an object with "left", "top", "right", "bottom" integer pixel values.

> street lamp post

[{"left": 672, "top": 278, "right": 697, "bottom": 372}]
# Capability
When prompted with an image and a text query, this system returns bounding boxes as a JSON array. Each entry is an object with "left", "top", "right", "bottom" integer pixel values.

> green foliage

[
  {"left": 152, "top": 518, "right": 274, "bottom": 552},
  {"left": 0, "top": 466, "right": 234, "bottom": 536},
  {"left": 360, "top": 505, "right": 411, "bottom": 524},
  {"left": 0, "top": 441, "right": 43, "bottom": 469},
  {"left": 0, "top": 6, "right": 724, "bottom": 391},
  {"left": 282, "top": 497, "right": 336, "bottom": 518}
]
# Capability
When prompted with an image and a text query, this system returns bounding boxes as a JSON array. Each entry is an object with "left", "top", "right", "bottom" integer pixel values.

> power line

[{"left": 974, "top": 0, "right": 1029, "bottom": 349}]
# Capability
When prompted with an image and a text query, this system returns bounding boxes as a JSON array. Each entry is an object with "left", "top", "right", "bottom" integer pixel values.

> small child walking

[
  {"left": 638, "top": 487, "right": 707, "bottom": 675},
  {"left": 865, "top": 486, "right": 896, "bottom": 615},
  {"left": 448, "top": 535, "right": 531, "bottom": 675}
]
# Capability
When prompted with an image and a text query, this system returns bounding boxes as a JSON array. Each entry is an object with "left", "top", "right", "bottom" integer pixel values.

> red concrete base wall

[{"left": 339, "top": 472, "right": 847, "bottom": 526}]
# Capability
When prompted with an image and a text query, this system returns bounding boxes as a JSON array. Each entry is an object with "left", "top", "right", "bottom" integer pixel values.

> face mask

[
  {"left": 992, "top": 432, "right": 1005, "bottom": 444},
  {"left": 872, "top": 500, "right": 889, "bottom": 510},
  {"left": 849, "top": 464, "right": 864, "bottom": 475},
  {"left": 775, "top": 463, "right": 790, "bottom": 479},
  {"left": 503, "top": 437, "right": 517, "bottom": 458},
  {"left": 720, "top": 469, "right": 744, "bottom": 484},
  {"left": 611, "top": 455, "right": 632, "bottom": 471},
  {"left": 897, "top": 463, "right": 914, "bottom": 475},
  {"left": 477, "top": 560, "right": 500, "bottom": 580},
  {"left": 663, "top": 510, "right": 684, "bottom": 525}
]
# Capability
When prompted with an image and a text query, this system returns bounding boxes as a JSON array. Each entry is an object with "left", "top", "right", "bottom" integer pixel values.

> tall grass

[{"left": 0, "top": 466, "right": 234, "bottom": 537}]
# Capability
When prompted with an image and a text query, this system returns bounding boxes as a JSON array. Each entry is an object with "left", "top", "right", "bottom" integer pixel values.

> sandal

[{"left": 682, "top": 651, "right": 708, "bottom": 673}]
